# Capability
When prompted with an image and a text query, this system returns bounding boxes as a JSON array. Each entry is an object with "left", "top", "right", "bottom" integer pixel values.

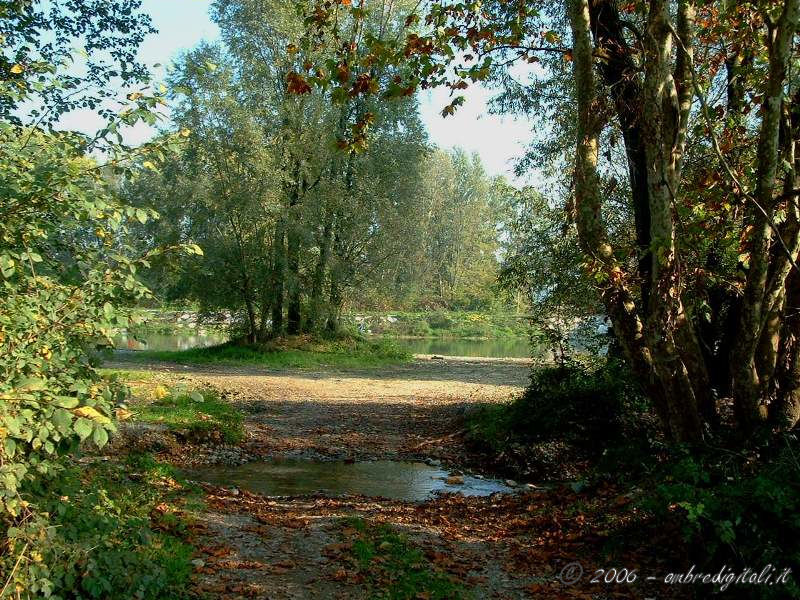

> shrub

[
  {"left": 648, "top": 442, "right": 800, "bottom": 599},
  {"left": 0, "top": 126, "right": 196, "bottom": 596},
  {"left": 465, "top": 358, "right": 653, "bottom": 477},
  {"left": 6, "top": 458, "right": 195, "bottom": 599},
  {"left": 426, "top": 311, "right": 454, "bottom": 331}
]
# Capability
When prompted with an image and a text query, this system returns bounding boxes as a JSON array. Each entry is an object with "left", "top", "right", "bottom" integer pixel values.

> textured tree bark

[
  {"left": 773, "top": 267, "right": 800, "bottom": 429},
  {"left": 588, "top": 0, "right": 652, "bottom": 310},
  {"left": 732, "top": 0, "right": 800, "bottom": 431},
  {"left": 572, "top": 0, "right": 708, "bottom": 441},
  {"left": 270, "top": 216, "right": 286, "bottom": 337},
  {"left": 639, "top": 0, "right": 703, "bottom": 442},
  {"left": 570, "top": 0, "right": 673, "bottom": 435}
]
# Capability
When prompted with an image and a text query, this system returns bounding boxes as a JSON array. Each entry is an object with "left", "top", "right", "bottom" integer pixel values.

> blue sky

[{"left": 67, "top": 0, "right": 532, "bottom": 182}]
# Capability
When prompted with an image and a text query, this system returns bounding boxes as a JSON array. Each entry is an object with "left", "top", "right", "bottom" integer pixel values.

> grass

[
  {"left": 135, "top": 386, "right": 244, "bottom": 444},
  {"left": 15, "top": 453, "right": 200, "bottom": 599},
  {"left": 344, "top": 518, "right": 468, "bottom": 599},
  {"left": 122, "top": 335, "right": 412, "bottom": 369},
  {"left": 98, "top": 368, "right": 159, "bottom": 382}
]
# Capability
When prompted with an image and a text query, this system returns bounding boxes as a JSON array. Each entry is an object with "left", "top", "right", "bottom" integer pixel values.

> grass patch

[
  {"left": 124, "top": 335, "right": 412, "bottom": 369},
  {"left": 98, "top": 368, "right": 159, "bottom": 383},
  {"left": 135, "top": 386, "right": 244, "bottom": 444},
  {"left": 13, "top": 454, "right": 199, "bottom": 599},
  {"left": 344, "top": 518, "right": 468, "bottom": 599}
]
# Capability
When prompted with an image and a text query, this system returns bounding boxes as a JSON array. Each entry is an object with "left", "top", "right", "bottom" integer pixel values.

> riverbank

[
  {"left": 117, "top": 336, "right": 412, "bottom": 370},
  {"left": 96, "top": 355, "right": 688, "bottom": 599}
]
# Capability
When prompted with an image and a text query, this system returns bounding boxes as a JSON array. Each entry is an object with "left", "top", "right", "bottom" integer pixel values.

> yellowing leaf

[
  {"left": 153, "top": 385, "right": 169, "bottom": 400},
  {"left": 142, "top": 161, "right": 157, "bottom": 171},
  {"left": 10, "top": 64, "right": 23, "bottom": 74},
  {"left": 73, "top": 406, "right": 111, "bottom": 424}
]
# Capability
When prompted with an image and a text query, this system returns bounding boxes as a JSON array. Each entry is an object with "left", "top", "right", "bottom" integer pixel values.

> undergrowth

[
  {"left": 344, "top": 518, "right": 467, "bottom": 599},
  {"left": 134, "top": 386, "right": 244, "bottom": 444},
  {"left": 4, "top": 454, "right": 199, "bottom": 599}
]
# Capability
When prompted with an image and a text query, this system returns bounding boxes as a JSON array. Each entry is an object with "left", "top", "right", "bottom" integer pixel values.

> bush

[
  {"left": 465, "top": 358, "right": 653, "bottom": 477},
  {"left": 4, "top": 457, "right": 196, "bottom": 599},
  {"left": 648, "top": 441, "right": 800, "bottom": 599},
  {"left": 426, "top": 312, "right": 454, "bottom": 331}
]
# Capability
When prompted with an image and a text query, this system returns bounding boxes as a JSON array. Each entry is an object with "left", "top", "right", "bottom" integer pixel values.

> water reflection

[
  {"left": 114, "top": 332, "right": 227, "bottom": 352},
  {"left": 182, "top": 459, "right": 515, "bottom": 502},
  {"left": 388, "top": 337, "right": 532, "bottom": 358}
]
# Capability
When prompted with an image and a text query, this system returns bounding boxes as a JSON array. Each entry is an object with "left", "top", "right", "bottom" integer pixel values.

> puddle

[{"left": 181, "top": 459, "right": 515, "bottom": 502}]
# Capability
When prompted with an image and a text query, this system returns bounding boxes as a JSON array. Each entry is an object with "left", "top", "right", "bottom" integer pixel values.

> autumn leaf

[
  {"left": 73, "top": 406, "right": 112, "bottom": 424},
  {"left": 287, "top": 71, "right": 312, "bottom": 94}
]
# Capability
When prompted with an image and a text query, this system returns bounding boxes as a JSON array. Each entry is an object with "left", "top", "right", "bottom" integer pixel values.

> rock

[
  {"left": 570, "top": 480, "right": 587, "bottom": 493},
  {"left": 445, "top": 475, "right": 464, "bottom": 485},
  {"left": 425, "top": 458, "right": 442, "bottom": 467},
  {"left": 191, "top": 559, "right": 205, "bottom": 568},
  {"left": 505, "top": 479, "right": 518, "bottom": 487},
  {"left": 230, "top": 487, "right": 240, "bottom": 495}
]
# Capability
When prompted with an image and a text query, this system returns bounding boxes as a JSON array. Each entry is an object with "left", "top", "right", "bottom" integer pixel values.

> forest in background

[{"left": 122, "top": 1, "right": 545, "bottom": 344}]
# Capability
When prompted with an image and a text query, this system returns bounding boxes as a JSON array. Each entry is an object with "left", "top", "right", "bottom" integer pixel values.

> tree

[
  {"left": 295, "top": 0, "right": 800, "bottom": 441},
  {"left": 0, "top": 1, "right": 189, "bottom": 593}
]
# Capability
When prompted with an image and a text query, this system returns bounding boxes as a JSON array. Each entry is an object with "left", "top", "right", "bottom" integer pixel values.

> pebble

[
  {"left": 445, "top": 475, "right": 464, "bottom": 485},
  {"left": 505, "top": 479, "right": 518, "bottom": 487},
  {"left": 191, "top": 559, "right": 205, "bottom": 567}
]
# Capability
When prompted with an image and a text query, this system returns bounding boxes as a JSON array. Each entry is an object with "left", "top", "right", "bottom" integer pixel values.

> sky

[{"left": 65, "top": 0, "right": 534, "bottom": 183}]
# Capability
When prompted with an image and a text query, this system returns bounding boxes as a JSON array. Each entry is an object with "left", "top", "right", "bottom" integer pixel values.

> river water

[{"left": 114, "top": 332, "right": 532, "bottom": 358}]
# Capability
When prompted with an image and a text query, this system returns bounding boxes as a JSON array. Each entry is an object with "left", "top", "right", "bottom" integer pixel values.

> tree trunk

[
  {"left": 326, "top": 232, "right": 345, "bottom": 334},
  {"left": 571, "top": 0, "right": 705, "bottom": 442},
  {"left": 732, "top": 0, "right": 800, "bottom": 431},
  {"left": 773, "top": 267, "right": 800, "bottom": 428},
  {"left": 286, "top": 216, "right": 302, "bottom": 335},
  {"left": 271, "top": 216, "right": 286, "bottom": 337},
  {"left": 308, "top": 206, "right": 333, "bottom": 332},
  {"left": 588, "top": 0, "right": 652, "bottom": 310}
]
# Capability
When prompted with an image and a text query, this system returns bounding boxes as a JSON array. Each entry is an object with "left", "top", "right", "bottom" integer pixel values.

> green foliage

[
  {"left": 648, "top": 442, "right": 800, "bottom": 599},
  {"left": 136, "top": 386, "right": 244, "bottom": 444},
  {"left": 470, "top": 358, "right": 647, "bottom": 446},
  {"left": 0, "top": 1, "right": 155, "bottom": 125},
  {"left": 125, "top": 336, "right": 411, "bottom": 369},
  {"left": 496, "top": 186, "right": 603, "bottom": 352},
  {"left": 0, "top": 125, "right": 162, "bottom": 518},
  {"left": 1, "top": 457, "right": 196, "bottom": 599},
  {"left": 345, "top": 518, "right": 467, "bottom": 599},
  {"left": 465, "top": 358, "right": 652, "bottom": 476}
]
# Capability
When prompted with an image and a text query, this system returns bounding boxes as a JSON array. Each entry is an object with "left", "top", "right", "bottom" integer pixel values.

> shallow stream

[{"left": 182, "top": 458, "right": 516, "bottom": 502}]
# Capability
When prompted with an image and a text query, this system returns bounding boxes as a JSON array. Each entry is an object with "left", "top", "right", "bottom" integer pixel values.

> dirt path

[
  {"left": 117, "top": 356, "right": 529, "bottom": 463},
  {"left": 115, "top": 356, "right": 680, "bottom": 599}
]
